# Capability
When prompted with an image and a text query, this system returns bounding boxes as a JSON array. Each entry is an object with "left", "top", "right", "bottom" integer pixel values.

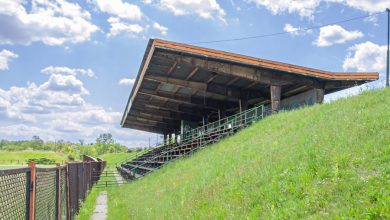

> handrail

[
  {"left": 115, "top": 142, "right": 164, "bottom": 166},
  {"left": 121, "top": 105, "right": 265, "bottom": 179}
]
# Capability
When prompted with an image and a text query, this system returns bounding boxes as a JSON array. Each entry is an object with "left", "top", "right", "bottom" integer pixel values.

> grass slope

[
  {"left": 76, "top": 152, "right": 139, "bottom": 220},
  {"left": 0, "top": 151, "right": 67, "bottom": 165},
  {"left": 99, "top": 152, "right": 139, "bottom": 168},
  {"left": 86, "top": 89, "right": 388, "bottom": 219}
]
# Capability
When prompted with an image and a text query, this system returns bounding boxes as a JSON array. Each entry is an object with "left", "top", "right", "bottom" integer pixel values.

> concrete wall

[{"left": 280, "top": 89, "right": 323, "bottom": 110}]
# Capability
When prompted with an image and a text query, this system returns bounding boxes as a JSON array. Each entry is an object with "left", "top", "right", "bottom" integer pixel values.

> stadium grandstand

[{"left": 117, "top": 39, "right": 378, "bottom": 180}]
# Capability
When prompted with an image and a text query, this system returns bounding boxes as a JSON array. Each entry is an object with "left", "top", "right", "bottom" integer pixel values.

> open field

[
  {"left": 79, "top": 89, "right": 389, "bottom": 219},
  {"left": 0, "top": 151, "right": 68, "bottom": 165},
  {"left": 99, "top": 152, "right": 141, "bottom": 168}
]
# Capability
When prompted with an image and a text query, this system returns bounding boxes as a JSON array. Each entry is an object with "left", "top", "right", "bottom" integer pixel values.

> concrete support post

[
  {"left": 315, "top": 88, "right": 324, "bottom": 104},
  {"left": 270, "top": 85, "right": 282, "bottom": 113}
]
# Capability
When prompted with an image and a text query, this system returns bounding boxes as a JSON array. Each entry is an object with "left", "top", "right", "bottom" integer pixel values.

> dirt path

[{"left": 91, "top": 191, "right": 107, "bottom": 220}]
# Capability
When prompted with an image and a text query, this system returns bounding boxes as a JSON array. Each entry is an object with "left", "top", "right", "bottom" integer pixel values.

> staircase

[{"left": 118, "top": 105, "right": 268, "bottom": 181}]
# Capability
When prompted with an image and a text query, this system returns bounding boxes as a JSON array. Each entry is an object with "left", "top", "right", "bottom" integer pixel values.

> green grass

[
  {"left": 0, "top": 151, "right": 68, "bottom": 165},
  {"left": 109, "top": 89, "right": 389, "bottom": 219},
  {"left": 79, "top": 89, "right": 390, "bottom": 219},
  {"left": 99, "top": 152, "right": 140, "bottom": 168},
  {"left": 76, "top": 152, "right": 140, "bottom": 220}
]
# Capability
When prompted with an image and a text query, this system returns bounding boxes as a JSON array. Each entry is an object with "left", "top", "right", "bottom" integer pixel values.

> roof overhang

[{"left": 121, "top": 39, "right": 379, "bottom": 133}]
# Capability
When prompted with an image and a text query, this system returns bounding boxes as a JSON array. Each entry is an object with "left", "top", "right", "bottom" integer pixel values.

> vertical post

[
  {"left": 66, "top": 163, "right": 71, "bottom": 220},
  {"left": 386, "top": 8, "right": 390, "bottom": 87},
  {"left": 28, "top": 161, "right": 36, "bottom": 220},
  {"left": 315, "top": 88, "right": 325, "bottom": 104},
  {"left": 270, "top": 85, "right": 282, "bottom": 113},
  {"left": 56, "top": 164, "right": 61, "bottom": 220}
]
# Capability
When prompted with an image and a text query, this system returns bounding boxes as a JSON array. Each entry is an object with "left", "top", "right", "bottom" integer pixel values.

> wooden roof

[{"left": 121, "top": 39, "right": 379, "bottom": 134}]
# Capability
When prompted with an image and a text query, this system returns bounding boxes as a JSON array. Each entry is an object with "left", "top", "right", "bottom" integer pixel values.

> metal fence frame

[{"left": 0, "top": 156, "right": 106, "bottom": 220}]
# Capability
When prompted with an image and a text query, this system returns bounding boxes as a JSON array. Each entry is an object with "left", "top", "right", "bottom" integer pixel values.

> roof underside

[{"left": 121, "top": 39, "right": 379, "bottom": 134}]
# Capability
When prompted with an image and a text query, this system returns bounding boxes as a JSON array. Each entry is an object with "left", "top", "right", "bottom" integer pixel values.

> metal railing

[{"left": 119, "top": 105, "right": 267, "bottom": 181}]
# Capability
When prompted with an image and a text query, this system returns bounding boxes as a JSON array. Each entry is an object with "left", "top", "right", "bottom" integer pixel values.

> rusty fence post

[
  {"left": 66, "top": 163, "right": 71, "bottom": 220},
  {"left": 56, "top": 163, "right": 61, "bottom": 220},
  {"left": 28, "top": 161, "right": 36, "bottom": 220}
]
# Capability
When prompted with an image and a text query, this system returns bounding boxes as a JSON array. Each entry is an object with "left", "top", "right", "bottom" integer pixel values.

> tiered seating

[{"left": 117, "top": 105, "right": 266, "bottom": 180}]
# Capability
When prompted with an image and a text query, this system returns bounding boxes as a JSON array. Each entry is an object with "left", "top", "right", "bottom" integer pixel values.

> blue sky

[{"left": 0, "top": 0, "right": 389, "bottom": 147}]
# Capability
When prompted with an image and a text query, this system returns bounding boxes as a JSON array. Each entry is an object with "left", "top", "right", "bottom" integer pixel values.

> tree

[{"left": 96, "top": 133, "right": 114, "bottom": 144}]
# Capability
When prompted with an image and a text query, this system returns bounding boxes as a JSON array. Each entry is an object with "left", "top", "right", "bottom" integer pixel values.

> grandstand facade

[
  {"left": 121, "top": 39, "right": 378, "bottom": 137},
  {"left": 117, "top": 39, "right": 378, "bottom": 180}
]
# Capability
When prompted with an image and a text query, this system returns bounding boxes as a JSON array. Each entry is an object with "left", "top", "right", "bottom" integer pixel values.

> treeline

[{"left": 0, "top": 133, "right": 147, "bottom": 161}]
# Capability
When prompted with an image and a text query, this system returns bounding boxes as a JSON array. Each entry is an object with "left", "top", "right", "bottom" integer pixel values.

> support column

[
  {"left": 315, "top": 88, "right": 324, "bottom": 104},
  {"left": 270, "top": 85, "right": 281, "bottom": 113}
]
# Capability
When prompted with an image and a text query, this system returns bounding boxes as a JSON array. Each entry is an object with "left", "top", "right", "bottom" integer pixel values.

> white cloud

[
  {"left": 118, "top": 78, "right": 136, "bottom": 86},
  {"left": 41, "top": 66, "right": 95, "bottom": 77},
  {"left": 283, "top": 24, "right": 312, "bottom": 36},
  {"left": 0, "top": 67, "right": 152, "bottom": 147},
  {"left": 0, "top": 0, "right": 98, "bottom": 46},
  {"left": 107, "top": 17, "right": 144, "bottom": 37},
  {"left": 247, "top": 0, "right": 320, "bottom": 18},
  {"left": 152, "top": 22, "right": 168, "bottom": 36},
  {"left": 159, "top": 0, "right": 226, "bottom": 21},
  {"left": 343, "top": 41, "right": 386, "bottom": 73},
  {"left": 341, "top": 0, "right": 390, "bottom": 13},
  {"left": 313, "top": 25, "right": 363, "bottom": 47},
  {"left": 41, "top": 74, "right": 89, "bottom": 95},
  {"left": 90, "top": 0, "right": 143, "bottom": 20},
  {"left": 324, "top": 41, "right": 388, "bottom": 102},
  {"left": 0, "top": 49, "right": 18, "bottom": 70},
  {"left": 246, "top": 0, "right": 390, "bottom": 18},
  {"left": 143, "top": 0, "right": 153, "bottom": 4}
]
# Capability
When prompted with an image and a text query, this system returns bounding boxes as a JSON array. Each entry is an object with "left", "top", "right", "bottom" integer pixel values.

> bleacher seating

[{"left": 117, "top": 105, "right": 268, "bottom": 180}]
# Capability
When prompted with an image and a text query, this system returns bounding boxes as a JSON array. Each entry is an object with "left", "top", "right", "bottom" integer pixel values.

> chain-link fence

[{"left": 0, "top": 156, "right": 106, "bottom": 220}]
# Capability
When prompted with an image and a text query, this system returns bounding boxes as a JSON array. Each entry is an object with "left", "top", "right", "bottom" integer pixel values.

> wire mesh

[
  {"left": 0, "top": 168, "right": 30, "bottom": 220},
  {"left": 60, "top": 167, "right": 67, "bottom": 220},
  {"left": 35, "top": 168, "right": 57, "bottom": 220}
]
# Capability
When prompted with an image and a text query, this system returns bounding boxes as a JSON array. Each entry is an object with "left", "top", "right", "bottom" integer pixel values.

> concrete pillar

[
  {"left": 315, "top": 88, "right": 324, "bottom": 104},
  {"left": 270, "top": 85, "right": 282, "bottom": 113}
]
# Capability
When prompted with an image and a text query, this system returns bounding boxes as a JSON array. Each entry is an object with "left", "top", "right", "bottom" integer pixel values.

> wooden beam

[
  {"left": 207, "top": 73, "right": 218, "bottom": 83},
  {"left": 145, "top": 74, "right": 243, "bottom": 101},
  {"left": 154, "top": 52, "right": 324, "bottom": 87},
  {"left": 145, "top": 74, "right": 206, "bottom": 90},
  {"left": 131, "top": 109, "right": 181, "bottom": 122},
  {"left": 139, "top": 88, "right": 219, "bottom": 110},
  {"left": 134, "top": 99, "right": 202, "bottom": 116},
  {"left": 132, "top": 105, "right": 202, "bottom": 121},
  {"left": 185, "top": 67, "right": 199, "bottom": 80},
  {"left": 245, "top": 81, "right": 258, "bottom": 89},
  {"left": 226, "top": 77, "right": 240, "bottom": 86},
  {"left": 167, "top": 61, "right": 177, "bottom": 76}
]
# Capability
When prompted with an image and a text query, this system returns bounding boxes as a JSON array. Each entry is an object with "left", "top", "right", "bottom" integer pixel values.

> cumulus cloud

[
  {"left": 247, "top": 0, "right": 320, "bottom": 18},
  {"left": 159, "top": 0, "right": 226, "bottom": 21},
  {"left": 41, "top": 66, "right": 95, "bottom": 77},
  {"left": 0, "top": 0, "right": 98, "bottom": 45},
  {"left": 0, "top": 66, "right": 151, "bottom": 146},
  {"left": 118, "top": 78, "right": 136, "bottom": 86},
  {"left": 107, "top": 17, "right": 144, "bottom": 37},
  {"left": 246, "top": 0, "right": 390, "bottom": 18},
  {"left": 90, "top": 0, "right": 143, "bottom": 20},
  {"left": 313, "top": 25, "right": 363, "bottom": 47},
  {"left": 325, "top": 41, "right": 387, "bottom": 102},
  {"left": 0, "top": 49, "right": 18, "bottom": 70},
  {"left": 41, "top": 74, "right": 89, "bottom": 95},
  {"left": 283, "top": 24, "right": 312, "bottom": 36},
  {"left": 153, "top": 22, "right": 168, "bottom": 36},
  {"left": 343, "top": 41, "right": 386, "bottom": 73}
]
